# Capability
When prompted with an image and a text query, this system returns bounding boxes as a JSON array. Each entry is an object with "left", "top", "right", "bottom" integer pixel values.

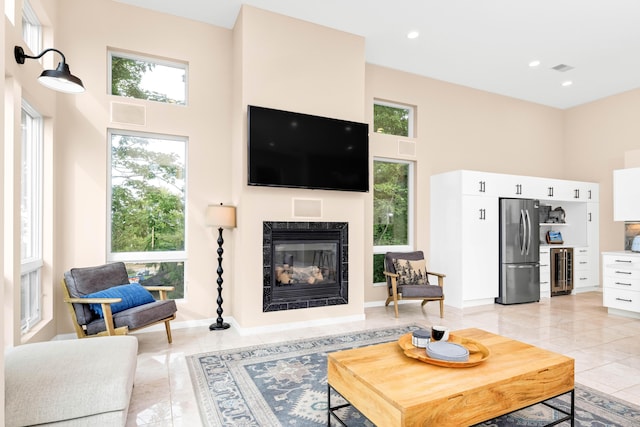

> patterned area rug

[{"left": 187, "top": 325, "right": 640, "bottom": 426}]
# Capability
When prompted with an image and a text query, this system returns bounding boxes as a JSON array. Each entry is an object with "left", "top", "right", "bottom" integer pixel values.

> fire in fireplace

[{"left": 263, "top": 222, "right": 348, "bottom": 312}]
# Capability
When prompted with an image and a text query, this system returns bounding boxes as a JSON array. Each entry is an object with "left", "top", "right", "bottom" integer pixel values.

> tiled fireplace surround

[{"left": 262, "top": 221, "right": 349, "bottom": 312}]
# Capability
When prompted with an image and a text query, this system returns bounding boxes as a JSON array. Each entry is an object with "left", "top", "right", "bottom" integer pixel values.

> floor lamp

[{"left": 205, "top": 203, "right": 237, "bottom": 330}]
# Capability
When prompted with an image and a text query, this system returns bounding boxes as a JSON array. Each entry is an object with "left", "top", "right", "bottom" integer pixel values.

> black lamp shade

[{"left": 38, "top": 63, "right": 85, "bottom": 93}]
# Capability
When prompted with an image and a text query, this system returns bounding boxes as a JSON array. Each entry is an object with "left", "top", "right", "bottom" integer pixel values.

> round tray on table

[{"left": 397, "top": 333, "right": 491, "bottom": 368}]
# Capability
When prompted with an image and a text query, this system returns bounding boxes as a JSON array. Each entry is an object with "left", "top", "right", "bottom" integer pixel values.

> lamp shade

[
  {"left": 38, "top": 63, "right": 85, "bottom": 93},
  {"left": 205, "top": 204, "right": 236, "bottom": 228}
]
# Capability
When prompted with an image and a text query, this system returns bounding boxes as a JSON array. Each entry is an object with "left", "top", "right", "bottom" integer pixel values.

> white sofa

[{"left": 5, "top": 335, "right": 138, "bottom": 426}]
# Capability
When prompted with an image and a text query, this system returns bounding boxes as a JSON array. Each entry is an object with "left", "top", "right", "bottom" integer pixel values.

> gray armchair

[
  {"left": 384, "top": 251, "right": 445, "bottom": 318},
  {"left": 63, "top": 262, "right": 177, "bottom": 343}
]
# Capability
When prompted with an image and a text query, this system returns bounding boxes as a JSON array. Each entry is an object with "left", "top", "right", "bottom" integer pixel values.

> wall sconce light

[
  {"left": 14, "top": 46, "right": 85, "bottom": 94},
  {"left": 205, "top": 203, "right": 237, "bottom": 331}
]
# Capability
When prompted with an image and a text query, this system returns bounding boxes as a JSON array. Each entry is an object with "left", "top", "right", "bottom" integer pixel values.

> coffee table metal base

[{"left": 327, "top": 385, "right": 575, "bottom": 427}]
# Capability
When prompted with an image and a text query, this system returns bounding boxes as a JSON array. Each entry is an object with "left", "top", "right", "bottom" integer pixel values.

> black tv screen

[{"left": 247, "top": 105, "right": 369, "bottom": 192}]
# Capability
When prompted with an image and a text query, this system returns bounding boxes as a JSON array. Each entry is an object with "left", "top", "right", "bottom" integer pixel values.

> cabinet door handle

[
  {"left": 548, "top": 187, "right": 554, "bottom": 197},
  {"left": 615, "top": 259, "right": 632, "bottom": 263},
  {"left": 478, "top": 208, "right": 486, "bottom": 220},
  {"left": 516, "top": 184, "right": 522, "bottom": 195},
  {"left": 615, "top": 270, "right": 632, "bottom": 275},
  {"left": 588, "top": 189, "right": 592, "bottom": 199},
  {"left": 574, "top": 189, "right": 580, "bottom": 198},
  {"left": 588, "top": 212, "right": 592, "bottom": 222},
  {"left": 615, "top": 282, "right": 632, "bottom": 286},
  {"left": 479, "top": 181, "right": 486, "bottom": 193},
  {"left": 616, "top": 297, "right": 633, "bottom": 303}
]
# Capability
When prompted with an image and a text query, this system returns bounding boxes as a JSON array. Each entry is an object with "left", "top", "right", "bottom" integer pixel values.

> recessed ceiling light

[
  {"left": 407, "top": 31, "right": 419, "bottom": 39},
  {"left": 562, "top": 80, "right": 573, "bottom": 87},
  {"left": 529, "top": 60, "right": 541, "bottom": 67}
]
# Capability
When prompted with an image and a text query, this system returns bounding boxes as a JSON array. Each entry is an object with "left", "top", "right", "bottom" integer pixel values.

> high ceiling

[{"left": 115, "top": 0, "right": 640, "bottom": 109}]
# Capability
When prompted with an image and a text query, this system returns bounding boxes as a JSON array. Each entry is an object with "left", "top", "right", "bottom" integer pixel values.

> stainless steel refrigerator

[{"left": 496, "top": 198, "right": 540, "bottom": 305}]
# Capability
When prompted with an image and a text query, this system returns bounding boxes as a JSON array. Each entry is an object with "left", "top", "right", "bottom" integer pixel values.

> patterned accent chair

[
  {"left": 62, "top": 262, "right": 177, "bottom": 343},
  {"left": 384, "top": 251, "right": 445, "bottom": 318}
]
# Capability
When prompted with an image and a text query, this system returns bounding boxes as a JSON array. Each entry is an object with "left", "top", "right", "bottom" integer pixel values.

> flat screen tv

[{"left": 247, "top": 105, "right": 369, "bottom": 192}]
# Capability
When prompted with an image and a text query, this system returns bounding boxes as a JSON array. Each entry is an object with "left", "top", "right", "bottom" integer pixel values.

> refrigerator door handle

[
  {"left": 519, "top": 209, "right": 526, "bottom": 255},
  {"left": 525, "top": 209, "right": 532, "bottom": 256}
]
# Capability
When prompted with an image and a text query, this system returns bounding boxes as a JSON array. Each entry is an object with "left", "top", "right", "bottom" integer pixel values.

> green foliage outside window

[
  {"left": 110, "top": 133, "right": 186, "bottom": 298},
  {"left": 373, "top": 160, "right": 410, "bottom": 284},
  {"left": 373, "top": 161, "right": 409, "bottom": 246},
  {"left": 373, "top": 103, "right": 410, "bottom": 137},
  {"left": 111, "top": 55, "right": 186, "bottom": 105},
  {"left": 373, "top": 253, "right": 386, "bottom": 284}
]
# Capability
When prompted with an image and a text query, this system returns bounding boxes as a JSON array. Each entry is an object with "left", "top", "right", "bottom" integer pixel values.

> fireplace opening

[{"left": 263, "top": 222, "right": 348, "bottom": 312}]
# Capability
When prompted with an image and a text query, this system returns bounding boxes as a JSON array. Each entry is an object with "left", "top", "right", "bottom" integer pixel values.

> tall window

[
  {"left": 21, "top": 101, "right": 43, "bottom": 333},
  {"left": 108, "top": 130, "right": 187, "bottom": 298},
  {"left": 109, "top": 51, "right": 187, "bottom": 105},
  {"left": 373, "top": 100, "right": 414, "bottom": 138},
  {"left": 372, "top": 159, "right": 414, "bottom": 283},
  {"left": 22, "top": 0, "right": 41, "bottom": 55}
]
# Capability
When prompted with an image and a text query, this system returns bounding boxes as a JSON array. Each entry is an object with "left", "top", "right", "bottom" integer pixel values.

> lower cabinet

[
  {"left": 573, "top": 247, "right": 598, "bottom": 291},
  {"left": 602, "top": 252, "right": 640, "bottom": 317},
  {"left": 539, "top": 247, "right": 551, "bottom": 297}
]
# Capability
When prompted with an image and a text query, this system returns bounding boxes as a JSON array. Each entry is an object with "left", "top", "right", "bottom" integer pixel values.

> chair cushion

[
  {"left": 86, "top": 299, "right": 177, "bottom": 335},
  {"left": 64, "top": 262, "right": 131, "bottom": 325},
  {"left": 392, "top": 258, "right": 430, "bottom": 286},
  {"left": 399, "top": 284, "right": 443, "bottom": 298},
  {"left": 83, "top": 283, "right": 156, "bottom": 317}
]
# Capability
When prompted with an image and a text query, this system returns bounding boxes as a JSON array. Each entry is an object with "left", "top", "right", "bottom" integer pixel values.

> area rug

[{"left": 187, "top": 325, "right": 640, "bottom": 426}]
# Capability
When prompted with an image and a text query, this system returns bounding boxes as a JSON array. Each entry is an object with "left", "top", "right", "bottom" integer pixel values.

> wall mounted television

[{"left": 247, "top": 105, "right": 369, "bottom": 192}]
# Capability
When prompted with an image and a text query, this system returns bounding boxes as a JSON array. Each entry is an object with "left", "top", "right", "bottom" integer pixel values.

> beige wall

[
  {"left": 564, "top": 89, "right": 640, "bottom": 254},
  {"left": 230, "top": 7, "right": 368, "bottom": 329},
  {"left": 4, "top": 0, "right": 640, "bottom": 343},
  {"left": 52, "top": 0, "right": 233, "bottom": 333},
  {"left": 364, "top": 64, "right": 566, "bottom": 301}
]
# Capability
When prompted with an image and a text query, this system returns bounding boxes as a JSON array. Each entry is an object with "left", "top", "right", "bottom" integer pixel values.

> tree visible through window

[
  {"left": 110, "top": 52, "right": 187, "bottom": 105},
  {"left": 109, "top": 131, "right": 186, "bottom": 298},
  {"left": 372, "top": 159, "right": 413, "bottom": 283},
  {"left": 373, "top": 101, "right": 413, "bottom": 137}
]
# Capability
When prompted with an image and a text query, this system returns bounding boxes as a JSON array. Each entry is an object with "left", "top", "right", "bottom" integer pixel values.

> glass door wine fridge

[{"left": 550, "top": 247, "right": 573, "bottom": 296}]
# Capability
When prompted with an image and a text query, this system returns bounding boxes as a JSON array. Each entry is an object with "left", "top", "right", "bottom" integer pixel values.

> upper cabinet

[
  {"left": 459, "top": 171, "right": 598, "bottom": 203},
  {"left": 613, "top": 167, "right": 640, "bottom": 221}
]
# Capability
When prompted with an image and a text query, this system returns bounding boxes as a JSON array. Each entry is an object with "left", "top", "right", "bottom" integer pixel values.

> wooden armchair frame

[
  {"left": 62, "top": 280, "right": 177, "bottom": 343},
  {"left": 383, "top": 269, "right": 446, "bottom": 318}
]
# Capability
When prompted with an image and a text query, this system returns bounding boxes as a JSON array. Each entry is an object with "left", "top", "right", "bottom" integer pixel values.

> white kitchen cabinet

[
  {"left": 430, "top": 172, "right": 498, "bottom": 308},
  {"left": 539, "top": 247, "right": 551, "bottom": 297},
  {"left": 573, "top": 247, "right": 595, "bottom": 290},
  {"left": 431, "top": 170, "right": 599, "bottom": 308},
  {"left": 602, "top": 252, "right": 640, "bottom": 318},
  {"left": 613, "top": 168, "right": 640, "bottom": 221}
]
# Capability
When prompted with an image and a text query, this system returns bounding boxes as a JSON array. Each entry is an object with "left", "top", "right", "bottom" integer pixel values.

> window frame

[
  {"left": 108, "top": 50, "right": 189, "bottom": 106},
  {"left": 107, "top": 129, "right": 188, "bottom": 298},
  {"left": 373, "top": 100, "right": 415, "bottom": 138},
  {"left": 20, "top": 100, "right": 44, "bottom": 333},
  {"left": 21, "top": 0, "right": 41, "bottom": 56}
]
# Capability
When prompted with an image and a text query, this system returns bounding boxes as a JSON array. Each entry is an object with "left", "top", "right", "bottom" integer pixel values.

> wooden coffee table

[{"left": 327, "top": 328, "right": 574, "bottom": 426}]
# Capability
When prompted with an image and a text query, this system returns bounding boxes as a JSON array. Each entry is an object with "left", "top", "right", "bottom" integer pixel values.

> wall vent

[
  {"left": 111, "top": 102, "right": 146, "bottom": 125},
  {"left": 292, "top": 198, "right": 322, "bottom": 218},
  {"left": 398, "top": 140, "right": 416, "bottom": 156}
]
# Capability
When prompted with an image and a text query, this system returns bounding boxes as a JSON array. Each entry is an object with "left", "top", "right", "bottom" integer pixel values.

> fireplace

[{"left": 263, "top": 222, "right": 348, "bottom": 312}]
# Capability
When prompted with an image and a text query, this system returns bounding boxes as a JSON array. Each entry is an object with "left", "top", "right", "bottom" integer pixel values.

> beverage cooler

[{"left": 550, "top": 247, "right": 573, "bottom": 296}]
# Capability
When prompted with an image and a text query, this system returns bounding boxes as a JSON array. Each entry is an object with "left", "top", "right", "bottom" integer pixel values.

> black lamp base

[{"left": 209, "top": 322, "right": 230, "bottom": 331}]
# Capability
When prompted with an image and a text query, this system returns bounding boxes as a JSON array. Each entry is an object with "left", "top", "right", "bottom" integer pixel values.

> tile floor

[{"left": 126, "top": 291, "right": 640, "bottom": 426}]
